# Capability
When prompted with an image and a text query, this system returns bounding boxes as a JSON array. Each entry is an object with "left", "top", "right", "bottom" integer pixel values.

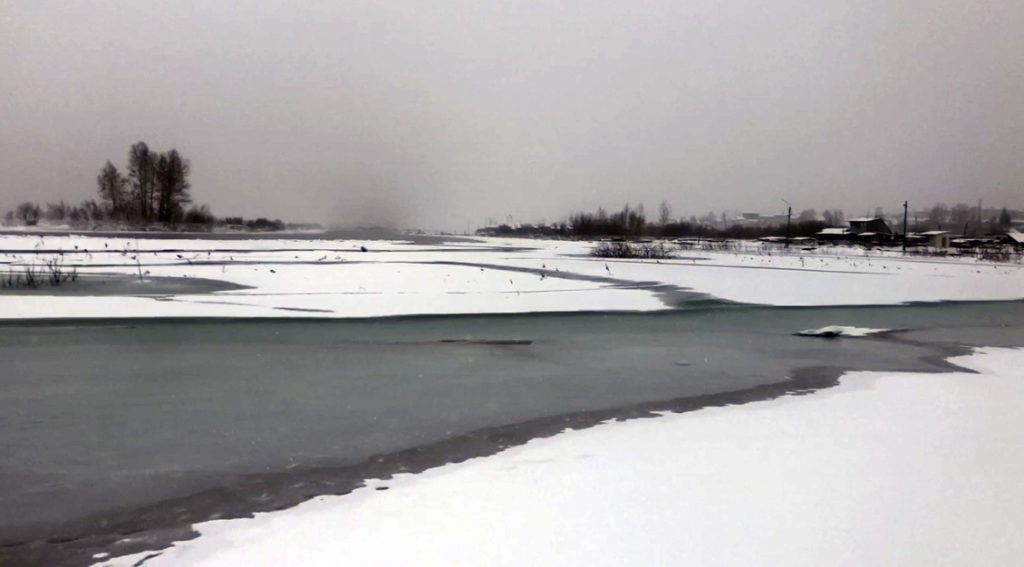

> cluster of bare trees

[
  {"left": 569, "top": 204, "right": 649, "bottom": 237},
  {"left": 492, "top": 200, "right": 1019, "bottom": 242},
  {"left": 921, "top": 203, "right": 1013, "bottom": 234},
  {"left": 4, "top": 200, "right": 109, "bottom": 226},
  {"left": 557, "top": 204, "right": 829, "bottom": 239},
  {"left": 98, "top": 142, "right": 193, "bottom": 223},
  {"left": 3, "top": 142, "right": 215, "bottom": 228}
]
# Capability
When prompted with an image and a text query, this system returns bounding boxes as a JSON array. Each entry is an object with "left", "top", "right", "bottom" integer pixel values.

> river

[{"left": 2, "top": 301, "right": 1023, "bottom": 566}]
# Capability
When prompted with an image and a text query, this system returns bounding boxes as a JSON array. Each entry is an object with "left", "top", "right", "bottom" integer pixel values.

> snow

[
  {"left": 796, "top": 325, "right": 890, "bottom": 337},
  {"left": 1, "top": 234, "right": 1022, "bottom": 318},
  {"left": 5, "top": 232, "right": 1018, "bottom": 565},
  {"left": 97, "top": 347, "right": 1024, "bottom": 567},
  {"left": 818, "top": 227, "right": 850, "bottom": 235}
]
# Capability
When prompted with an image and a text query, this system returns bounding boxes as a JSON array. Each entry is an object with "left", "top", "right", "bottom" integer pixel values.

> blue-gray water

[{"left": 1, "top": 302, "right": 1023, "bottom": 565}]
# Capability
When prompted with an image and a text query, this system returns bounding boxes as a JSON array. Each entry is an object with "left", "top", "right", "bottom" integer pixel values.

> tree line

[
  {"left": 4, "top": 142, "right": 220, "bottom": 228},
  {"left": 482, "top": 200, "right": 1019, "bottom": 240},
  {"left": 917, "top": 203, "right": 1013, "bottom": 234},
  {"left": 484, "top": 202, "right": 827, "bottom": 240}
]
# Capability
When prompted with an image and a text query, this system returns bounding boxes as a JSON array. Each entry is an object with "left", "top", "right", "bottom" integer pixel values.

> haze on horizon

[{"left": 2, "top": 1, "right": 1022, "bottom": 231}]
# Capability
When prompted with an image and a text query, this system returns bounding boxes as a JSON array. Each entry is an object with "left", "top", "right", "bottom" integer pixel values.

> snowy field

[
  {"left": 3, "top": 232, "right": 1022, "bottom": 566},
  {"left": 99, "top": 346, "right": 1024, "bottom": 567},
  {"left": 1, "top": 233, "right": 1023, "bottom": 319}
]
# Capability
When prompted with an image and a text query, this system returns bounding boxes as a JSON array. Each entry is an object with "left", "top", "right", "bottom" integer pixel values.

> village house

[
  {"left": 1002, "top": 230, "right": 1024, "bottom": 249},
  {"left": 847, "top": 217, "right": 895, "bottom": 242},
  {"left": 816, "top": 217, "right": 895, "bottom": 245},
  {"left": 917, "top": 230, "right": 951, "bottom": 248},
  {"left": 815, "top": 227, "right": 852, "bottom": 242}
]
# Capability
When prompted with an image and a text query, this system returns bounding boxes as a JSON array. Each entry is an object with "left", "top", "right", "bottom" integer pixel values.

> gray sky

[{"left": 2, "top": 0, "right": 1023, "bottom": 229}]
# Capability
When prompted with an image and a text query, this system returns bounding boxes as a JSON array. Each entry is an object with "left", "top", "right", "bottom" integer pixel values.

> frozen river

[{"left": 2, "top": 301, "right": 1024, "bottom": 566}]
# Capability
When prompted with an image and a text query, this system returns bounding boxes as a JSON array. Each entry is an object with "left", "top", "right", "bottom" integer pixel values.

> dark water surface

[{"left": 1, "top": 302, "right": 1023, "bottom": 565}]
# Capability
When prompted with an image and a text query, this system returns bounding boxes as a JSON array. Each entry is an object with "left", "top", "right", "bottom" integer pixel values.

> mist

[{"left": 2, "top": 1, "right": 1023, "bottom": 230}]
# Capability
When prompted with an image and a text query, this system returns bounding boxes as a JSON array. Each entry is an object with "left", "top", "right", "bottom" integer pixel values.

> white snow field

[
  {"left": 6, "top": 232, "right": 1023, "bottom": 566},
  {"left": 99, "top": 347, "right": 1024, "bottom": 567},
  {"left": 1, "top": 233, "right": 1022, "bottom": 318}
]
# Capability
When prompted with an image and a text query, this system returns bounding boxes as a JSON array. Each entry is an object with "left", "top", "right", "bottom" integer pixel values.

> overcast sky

[{"left": 2, "top": 1, "right": 1022, "bottom": 229}]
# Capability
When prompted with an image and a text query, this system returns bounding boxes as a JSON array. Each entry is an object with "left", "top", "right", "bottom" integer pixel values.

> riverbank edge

[{"left": 0, "top": 333, "right": 974, "bottom": 567}]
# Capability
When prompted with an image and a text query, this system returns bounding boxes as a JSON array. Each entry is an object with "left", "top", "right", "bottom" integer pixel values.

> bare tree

[
  {"left": 128, "top": 142, "right": 157, "bottom": 222},
  {"left": 999, "top": 207, "right": 1012, "bottom": 229},
  {"left": 928, "top": 203, "right": 949, "bottom": 228},
  {"left": 950, "top": 203, "right": 971, "bottom": 226},
  {"left": 798, "top": 208, "right": 817, "bottom": 222},
  {"left": 154, "top": 149, "right": 191, "bottom": 222},
  {"left": 97, "top": 161, "right": 128, "bottom": 219},
  {"left": 15, "top": 202, "right": 41, "bottom": 225},
  {"left": 81, "top": 200, "right": 105, "bottom": 222},
  {"left": 822, "top": 209, "right": 844, "bottom": 226},
  {"left": 658, "top": 200, "right": 672, "bottom": 225},
  {"left": 45, "top": 201, "right": 69, "bottom": 222}
]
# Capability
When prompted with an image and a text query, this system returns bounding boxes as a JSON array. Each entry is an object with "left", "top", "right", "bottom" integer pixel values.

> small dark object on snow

[
  {"left": 360, "top": 246, "right": 368, "bottom": 252},
  {"left": 795, "top": 329, "right": 842, "bottom": 338}
]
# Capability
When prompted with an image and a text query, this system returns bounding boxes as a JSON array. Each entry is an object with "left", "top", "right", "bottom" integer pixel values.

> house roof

[
  {"left": 919, "top": 230, "right": 950, "bottom": 236},
  {"left": 848, "top": 217, "right": 883, "bottom": 223},
  {"left": 818, "top": 227, "right": 850, "bottom": 235},
  {"left": 1006, "top": 230, "right": 1024, "bottom": 244}
]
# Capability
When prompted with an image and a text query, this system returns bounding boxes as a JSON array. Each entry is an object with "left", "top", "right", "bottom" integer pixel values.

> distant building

[
  {"left": 816, "top": 217, "right": 896, "bottom": 245},
  {"left": 918, "top": 230, "right": 951, "bottom": 248},
  {"left": 847, "top": 217, "right": 894, "bottom": 237},
  {"left": 816, "top": 227, "right": 853, "bottom": 242},
  {"left": 1002, "top": 230, "right": 1024, "bottom": 249}
]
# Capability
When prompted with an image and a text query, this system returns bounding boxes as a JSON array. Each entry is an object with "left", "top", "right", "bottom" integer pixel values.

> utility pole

[
  {"left": 902, "top": 200, "right": 909, "bottom": 254},
  {"left": 781, "top": 198, "right": 792, "bottom": 248}
]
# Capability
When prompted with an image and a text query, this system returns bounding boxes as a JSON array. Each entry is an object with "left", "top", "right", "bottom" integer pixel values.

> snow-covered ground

[
  {"left": 6, "top": 232, "right": 1023, "bottom": 566},
  {"left": 1, "top": 233, "right": 1022, "bottom": 319},
  {"left": 98, "top": 346, "right": 1024, "bottom": 567}
]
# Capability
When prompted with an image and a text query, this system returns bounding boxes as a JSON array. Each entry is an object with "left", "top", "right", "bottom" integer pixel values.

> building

[
  {"left": 1002, "top": 230, "right": 1024, "bottom": 249},
  {"left": 847, "top": 217, "right": 894, "bottom": 237},
  {"left": 816, "top": 217, "right": 896, "bottom": 244},
  {"left": 918, "top": 230, "right": 951, "bottom": 248},
  {"left": 816, "top": 227, "right": 852, "bottom": 242}
]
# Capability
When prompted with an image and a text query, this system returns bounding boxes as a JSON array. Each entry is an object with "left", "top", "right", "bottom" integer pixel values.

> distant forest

[
  {"left": 3, "top": 142, "right": 284, "bottom": 231},
  {"left": 480, "top": 201, "right": 1018, "bottom": 240}
]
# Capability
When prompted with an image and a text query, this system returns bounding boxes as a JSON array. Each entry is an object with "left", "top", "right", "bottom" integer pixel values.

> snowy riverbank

[
  {"left": 1, "top": 233, "right": 1022, "bottom": 319},
  {"left": 99, "top": 346, "right": 1024, "bottom": 567},
  {"left": 4, "top": 232, "right": 1023, "bottom": 567}
]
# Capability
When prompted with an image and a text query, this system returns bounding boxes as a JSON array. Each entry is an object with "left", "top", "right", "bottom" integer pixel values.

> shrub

[{"left": 592, "top": 241, "right": 674, "bottom": 259}]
